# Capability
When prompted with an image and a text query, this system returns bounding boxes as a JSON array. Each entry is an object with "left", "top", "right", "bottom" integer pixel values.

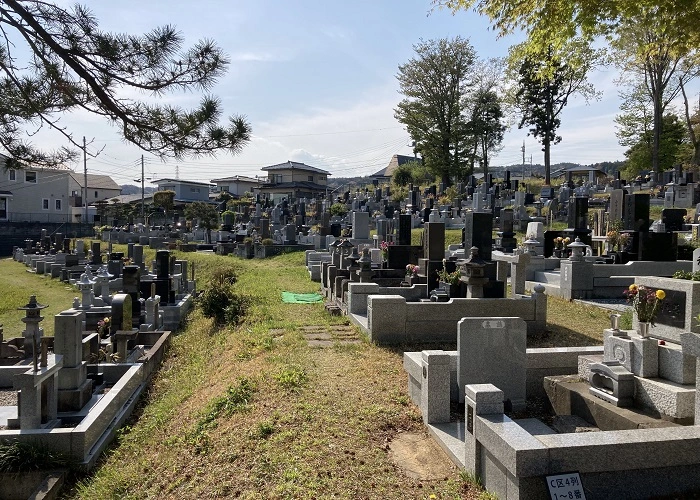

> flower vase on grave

[
  {"left": 439, "top": 281, "right": 459, "bottom": 298},
  {"left": 637, "top": 322, "right": 651, "bottom": 338}
]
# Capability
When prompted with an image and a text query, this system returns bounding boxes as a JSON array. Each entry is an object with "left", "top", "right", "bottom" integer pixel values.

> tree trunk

[
  {"left": 651, "top": 68, "right": 663, "bottom": 173},
  {"left": 652, "top": 94, "right": 662, "bottom": 173},
  {"left": 544, "top": 138, "right": 551, "bottom": 186},
  {"left": 680, "top": 78, "right": 700, "bottom": 167}
]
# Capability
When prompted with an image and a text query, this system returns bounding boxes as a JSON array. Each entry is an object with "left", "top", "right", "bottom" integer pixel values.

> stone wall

[{"left": 364, "top": 289, "right": 546, "bottom": 345}]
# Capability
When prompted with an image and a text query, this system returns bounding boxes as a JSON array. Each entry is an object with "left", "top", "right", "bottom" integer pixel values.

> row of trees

[
  {"left": 394, "top": 36, "right": 602, "bottom": 187},
  {"left": 421, "top": 0, "right": 700, "bottom": 185}
]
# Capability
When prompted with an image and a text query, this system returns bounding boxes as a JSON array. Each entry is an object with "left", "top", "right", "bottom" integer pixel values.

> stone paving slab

[{"left": 303, "top": 325, "right": 362, "bottom": 347}]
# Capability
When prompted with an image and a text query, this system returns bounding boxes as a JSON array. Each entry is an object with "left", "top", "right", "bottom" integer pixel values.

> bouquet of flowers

[
  {"left": 405, "top": 264, "right": 419, "bottom": 277},
  {"left": 97, "top": 316, "right": 111, "bottom": 338},
  {"left": 380, "top": 240, "right": 393, "bottom": 260},
  {"left": 553, "top": 236, "right": 571, "bottom": 250},
  {"left": 624, "top": 285, "right": 666, "bottom": 324},
  {"left": 606, "top": 231, "right": 630, "bottom": 251}
]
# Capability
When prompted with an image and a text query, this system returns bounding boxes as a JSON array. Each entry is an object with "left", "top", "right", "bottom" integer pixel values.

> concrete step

[{"left": 534, "top": 270, "right": 561, "bottom": 285}]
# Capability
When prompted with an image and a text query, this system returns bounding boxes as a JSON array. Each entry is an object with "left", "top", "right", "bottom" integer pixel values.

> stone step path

[{"left": 301, "top": 324, "right": 362, "bottom": 348}]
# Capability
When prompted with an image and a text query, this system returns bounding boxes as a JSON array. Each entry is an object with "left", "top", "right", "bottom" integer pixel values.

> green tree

[
  {"left": 615, "top": 80, "right": 654, "bottom": 151},
  {"left": 434, "top": 1, "right": 700, "bottom": 62},
  {"left": 0, "top": 1, "right": 251, "bottom": 168},
  {"left": 622, "top": 113, "right": 690, "bottom": 178},
  {"left": 612, "top": 18, "right": 698, "bottom": 173},
  {"left": 153, "top": 190, "right": 175, "bottom": 222},
  {"left": 184, "top": 201, "right": 219, "bottom": 243},
  {"left": 394, "top": 37, "right": 476, "bottom": 187},
  {"left": 392, "top": 163, "right": 414, "bottom": 187},
  {"left": 512, "top": 42, "right": 599, "bottom": 185},
  {"left": 467, "top": 89, "right": 505, "bottom": 177}
]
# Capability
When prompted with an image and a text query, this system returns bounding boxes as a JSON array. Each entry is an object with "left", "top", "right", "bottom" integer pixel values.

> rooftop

[{"left": 261, "top": 161, "right": 331, "bottom": 175}]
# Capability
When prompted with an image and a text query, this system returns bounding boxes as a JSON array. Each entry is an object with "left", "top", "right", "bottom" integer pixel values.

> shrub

[
  {"left": 197, "top": 281, "right": 249, "bottom": 325},
  {"left": 261, "top": 238, "right": 274, "bottom": 246},
  {"left": 329, "top": 203, "right": 348, "bottom": 217},
  {"left": 212, "top": 267, "right": 237, "bottom": 285}
]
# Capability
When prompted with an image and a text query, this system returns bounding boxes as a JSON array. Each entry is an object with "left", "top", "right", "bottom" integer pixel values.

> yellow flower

[
  {"left": 656, "top": 289, "right": 666, "bottom": 300},
  {"left": 629, "top": 284, "right": 638, "bottom": 292}
]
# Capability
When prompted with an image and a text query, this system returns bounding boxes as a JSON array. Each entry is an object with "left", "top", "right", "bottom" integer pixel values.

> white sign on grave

[{"left": 546, "top": 472, "right": 586, "bottom": 500}]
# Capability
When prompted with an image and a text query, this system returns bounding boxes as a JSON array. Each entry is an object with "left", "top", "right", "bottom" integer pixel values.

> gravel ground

[{"left": 0, "top": 389, "right": 18, "bottom": 406}]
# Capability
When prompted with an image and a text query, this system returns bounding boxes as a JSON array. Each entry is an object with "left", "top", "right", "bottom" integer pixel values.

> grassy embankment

[{"left": 1, "top": 245, "right": 608, "bottom": 499}]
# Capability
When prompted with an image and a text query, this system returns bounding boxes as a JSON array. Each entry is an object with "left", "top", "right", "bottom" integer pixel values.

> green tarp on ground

[{"left": 281, "top": 291, "right": 323, "bottom": 304}]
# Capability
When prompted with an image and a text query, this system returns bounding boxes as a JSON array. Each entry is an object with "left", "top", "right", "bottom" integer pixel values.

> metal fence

[{"left": 0, "top": 221, "right": 94, "bottom": 256}]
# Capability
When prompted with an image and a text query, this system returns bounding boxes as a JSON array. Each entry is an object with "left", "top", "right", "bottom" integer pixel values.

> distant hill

[
  {"left": 120, "top": 184, "right": 157, "bottom": 195},
  {"left": 329, "top": 161, "right": 626, "bottom": 188}
]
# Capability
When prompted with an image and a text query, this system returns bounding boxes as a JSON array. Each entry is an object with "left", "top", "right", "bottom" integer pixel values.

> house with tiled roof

[
  {"left": 258, "top": 161, "right": 330, "bottom": 201},
  {"left": 370, "top": 154, "right": 420, "bottom": 182}
]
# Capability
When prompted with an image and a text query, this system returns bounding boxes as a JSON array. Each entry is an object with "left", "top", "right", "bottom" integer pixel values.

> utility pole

[
  {"left": 141, "top": 155, "right": 145, "bottom": 223},
  {"left": 521, "top": 141, "right": 526, "bottom": 181},
  {"left": 83, "top": 136, "right": 88, "bottom": 222}
]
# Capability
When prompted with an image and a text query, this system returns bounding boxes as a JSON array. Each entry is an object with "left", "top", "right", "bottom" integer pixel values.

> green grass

[{"left": 0, "top": 258, "right": 79, "bottom": 337}]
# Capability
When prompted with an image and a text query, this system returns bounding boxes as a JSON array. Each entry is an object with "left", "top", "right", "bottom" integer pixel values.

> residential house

[
  {"left": 370, "top": 154, "right": 420, "bottom": 183},
  {"left": 210, "top": 175, "right": 261, "bottom": 198},
  {"left": 0, "top": 153, "right": 121, "bottom": 223},
  {"left": 151, "top": 178, "right": 213, "bottom": 203},
  {"left": 258, "top": 161, "right": 330, "bottom": 202}
]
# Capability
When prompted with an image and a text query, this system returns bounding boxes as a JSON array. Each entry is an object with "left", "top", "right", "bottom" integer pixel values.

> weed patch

[{"left": 274, "top": 365, "right": 308, "bottom": 391}]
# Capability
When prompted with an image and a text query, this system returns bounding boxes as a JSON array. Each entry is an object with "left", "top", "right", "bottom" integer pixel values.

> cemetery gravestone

[{"left": 464, "top": 212, "right": 493, "bottom": 262}]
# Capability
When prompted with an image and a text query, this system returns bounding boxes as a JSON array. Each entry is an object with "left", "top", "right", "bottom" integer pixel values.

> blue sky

[{"left": 23, "top": 1, "right": 668, "bottom": 185}]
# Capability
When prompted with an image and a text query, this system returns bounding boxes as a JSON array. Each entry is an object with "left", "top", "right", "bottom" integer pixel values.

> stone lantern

[
  {"left": 523, "top": 238, "right": 539, "bottom": 256},
  {"left": 567, "top": 237, "right": 587, "bottom": 262},
  {"left": 357, "top": 247, "right": 373, "bottom": 283},
  {"left": 76, "top": 265, "right": 97, "bottom": 309},
  {"left": 18, "top": 295, "right": 48, "bottom": 368},
  {"left": 95, "top": 265, "right": 114, "bottom": 305},
  {"left": 339, "top": 239, "right": 354, "bottom": 268},
  {"left": 347, "top": 246, "right": 361, "bottom": 281},
  {"left": 459, "top": 246, "right": 489, "bottom": 298},
  {"left": 533, "top": 200, "right": 543, "bottom": 217},
  {"left": 329, "top": 239, "right": 343, "bottom": 267}
]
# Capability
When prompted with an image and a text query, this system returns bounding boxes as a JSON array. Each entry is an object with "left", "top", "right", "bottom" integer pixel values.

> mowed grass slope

[{"left": 65, "top": 250, "right": 475, "bottom": 499}]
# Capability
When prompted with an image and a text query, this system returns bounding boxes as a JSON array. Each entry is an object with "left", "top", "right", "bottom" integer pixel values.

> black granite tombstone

[
  {"left": 423, "top": 222, "right": 445, "bottom": 262},
  {"left": 464, "top": 212, "right": 493, "bottom": 261},
  {"left": 623, "top": 193, "right": 650, "bottom": 232},
  {"left": 662, "top": 208, "right": 686, "bottom": 232},
  {"left": 567, "top": 197, "right": 589, "bottom": 230},
  {"left": 122, "top": 265, "right": 142, "bottom": 321},
  {"left": 91, "top": 241, "right": 102, "bottom": 265},
  {"left": 398, "top": 214, "right": 412, "bottom": 246},
  {"left": 156, "top": 250, "right": 170, "bottom": 279}
]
